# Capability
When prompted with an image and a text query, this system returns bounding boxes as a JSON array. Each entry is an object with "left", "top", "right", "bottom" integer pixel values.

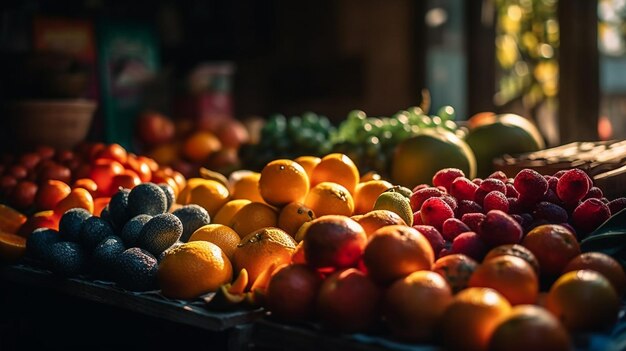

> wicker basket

[{"left": 7, "top": 99, "right": 97, "bottom": 149}]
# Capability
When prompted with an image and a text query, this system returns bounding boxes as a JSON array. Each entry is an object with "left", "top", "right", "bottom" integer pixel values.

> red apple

[{"left": 136, "top": 111, "right": 175, "bottom": 146}]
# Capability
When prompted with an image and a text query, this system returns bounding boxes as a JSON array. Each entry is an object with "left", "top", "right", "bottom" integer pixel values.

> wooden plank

[
  {"left": 558, "top": 0, "right": 599, "bottom": 143},
  {"left": 466, "top": 0, "right": 496, "bottom": 116},
  {"left": 0, "top": 264, "right": 264, "bottom": 332}
]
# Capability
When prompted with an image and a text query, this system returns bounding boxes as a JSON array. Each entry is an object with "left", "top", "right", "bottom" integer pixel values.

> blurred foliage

[
  {"left": 599, "top": 0, "right": 626, "bottom": 56},
  {"left": 495, "top": 0, "right": 559, "bottom": 110}
]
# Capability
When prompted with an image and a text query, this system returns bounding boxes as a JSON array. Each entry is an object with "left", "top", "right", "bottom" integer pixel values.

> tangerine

[
  {"left": 432, "top": 253, "right": 479, "bottom": 294},
  {"left": 353, "top": 209, "right": 406, "bottom": 238},
  {"left": 521, "top": 224, "right": 580, "bottom": 278},
  {"left": 278, "top": 202, "right": 315, "bottom": 237},
  {"left": 293, "top": 156, "right": 320, "bottom": 180},
  {"left": 310, "top": 153, "right": 359, "bottom": 194},
  {"left": 228, "top": 202, "right": 278, "bottom": 238},
  {"left": 469, "top": 255, "right": 539, "bottom": 305},
  {"left": 259, "top": 159, "right": 309, "bottom": 206},
  {"left": 213, "top": 199, "right": 251, "bottom": 225},
  {"left": 563, "top": 252, "right": 626, "bottom": 296},
  {"left": 304, "top": 182, "right": 354, "bottom": 217},
  {"left": 188, "top": 224, "right": 241, "bottom": 260},
  {"left": 35, "top": 180, "right": 71, "bottom": 211},
  {"left": 353, "top": 180, "right": 393, "bottom": 215}
]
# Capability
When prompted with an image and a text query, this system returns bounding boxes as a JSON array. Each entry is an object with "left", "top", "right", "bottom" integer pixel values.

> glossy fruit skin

[
  {"left": 571, "top": 198, "right": 611, "bottom": 236},
  {"left": 266, "top": 264, "right": 323, "bottom": 321}
]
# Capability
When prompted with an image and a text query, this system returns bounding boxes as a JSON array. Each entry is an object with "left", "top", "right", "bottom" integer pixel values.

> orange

[
  {"left": 158, "top": 241, "right": 233, "bottom": 299},
  {"left": 72, "top": 178, "right": 98, "bottom": 197},
  {"left": 18, "top": 210, "right": 59, "bottom": 236},
  {"left": 110, "top": 169, "right": 141, "bottom": 191},
  {"left": 35, "top": 180, "right": 71, "bottom": 211},
  {"left": 186, "top": 179, "right": 230, "bottom": 217},
  {"left": 353, "top": 179, "right": 393, "bottom": 215},
  {"left": 182, "top": 130, "right": 221, "bottom": 162},
  {"left": 89, "top": 158, "right": 125, "bottom": 197},
  {"left": 483, "top": 244, "right": 540, "bottom": 275},
  {"left": 213, "top": 199, "right": 251, "bottom": 225},
  {"left": 303, "top": 215, "right": 367, "bottom": 271},
  {"left": 0, "top": 231, "right": 27, "bottom": 262},
  {"left": 228, "top": 202, "right": 278, "bottom": 238},
  {"left": 441, "top": 287, "right": 512, "bottom": 351},
  {"left": 231, "top": 227, "right": 296, "bottom": 289},
  {"left": 230, "top": 171, "right": 265, "bottom": 203},
  {"left": 360, "top": 171, "right": 382, "bottom": 182},
  {"left": 188, "top": 224, "right": 241, "bottom": 260},
  {"left": 97, "top": 143, "right": 128, "bottom": 164},
  {"left": 469, "top": 255, "right": 539, "bottom": 305},
  {"left": 563, "top": 252, "right": 626, "bottom": 296},
  {"left": 125, "top": 153, "right": 152, "bottom": 183},
  {"left": 176, "top": 177, "right": 205, "bottom": 204},
  {"left": 310, "top": 153, "right": 359, "bottom": 194},
  {"left": 93, "top": 197, "right": 110, "bottom": 217},
  {"left": 304, "top": 182, "right": 354, "bottom": 217},
  {"left": 521, "top": 224, "right": 580, "bottom": 277},
  {"left": 259, "top": 159, "right": 309, "bottom": 206},
  {"left": 266, "top": 263, "right": 324, "bottom": 321},
  {"left": 278, "top": 202, "right": 315, "bottom": 237},
  {"left": 546, "top": 270, "right": 620, "bottom": 332},
  {"left": 363, "top": 225, "right": 434, "bottom": 285},
  {"left": 53, "top": 187, "right": 94, "bottom": 219},
  {"left": 0, "top": 204, "right": 27, "bottom": 234},
  {"left": 432, "top": 253, "right": 479, "bottom": 294},
  {"left": 489, "top": 304, "right": 571, "bottom": 351},
  {"left": 293, "top": 156, "right": 320, "bottom": 180},
  {"left": 353, "top": 209, "right": 407, "bottom": 238},
  {"left": 383, "top": 270, "right": 453, "bottom": 342}
]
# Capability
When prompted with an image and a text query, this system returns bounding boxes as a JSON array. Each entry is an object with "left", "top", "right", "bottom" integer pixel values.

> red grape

[
  {"left": 450, "top": 231, "right": 487, "bottom": 261},
  {"left": 450, "top": 177, "right": 478, "bottom": 201},
  {"left": 532, "top": 201, "right": 568, "bottom": 223},
  {"left": 514, "top": 169, "right": 548, "bottom": 204},
  {"left": 441, "top": 195, "right": 458, "bottom": 212},
  {"left": 556, "top": 169, "right": 591, "bottom": 204},
  {"left": 487, "top": 171, "right": 508, "bottom": 183},
  {"left": 412, "top": 184, "right": 429, "bottom": 192},
  {"left": 420, "top": 197, "right": 455, "bottom": 231},
  {"left": 413, "top": 210, "right": 423, "bottom": 225},
  {"left": 432, "top": 168, "right": 465, "bottom": 192},
  {"left": 583, "top": 187, "right": 603, "bottom": 200},
  {"left": 410, "top": 187, "right": 444, "bottom": 212},
  {"left": 413, "top": 225, "right": 445, "bottom": 254},
  {"left": 456, "top": 200, "right": 483, "bottom": 218},
  {"left": 475, "top": 178, "right": 507, "bottom": 205},
  {"left": 572, "top": 198, "right": 611, "bottom": 236},
  {"left": 479, "top": 210, "right": 523, "bottom": 247},
  {"left": 472, "top": 178, "right": 483, "bottom": 186},
  {"left": 505, "top": 183, "right": 519, "bottom": 198},
  {"left": 442, "top": 218, "right": 471, "bottom": 241},
  {"left": 483, "top": 191, "right": 509, "bottom": 213},
  {"left": 461, "top": 212, "right": 486, "bottom": 234}
]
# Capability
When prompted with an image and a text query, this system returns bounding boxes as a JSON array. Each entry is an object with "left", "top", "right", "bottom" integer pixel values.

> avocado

[
  {"left": 127, "top": 182, "right": 167, "bottom": 217},
  {"left": 114, "top": 247, "right": 158, "bottom": 291},
  {"left": 108, "top": 188, "right": 130, "bottom": 229},
  {"left": 137, "top": 213, "right": 183, "bottom": 256},
  {"left": 120, "top": 214, "right": 152, "bottom": 247},
  {"left": 58, "top": 208, "right": 92, "bottom": 242},
  {"left": 158, "top": 183, "right": 176, "bottom": 212},
  {"left": 26, "top": 228, "right": 60, "bottom": 262},
  {"left": 91, "top": 235, "right": 126, "bottom": 280},
  {"left": 46, "top": 241, "right": 85, "bottom": 277},
  {"left": 79, "top": 216, "right": 116, "bottom": 251},
  {"left": 172, "top": 204, "right": 211, "bottom": 242}
]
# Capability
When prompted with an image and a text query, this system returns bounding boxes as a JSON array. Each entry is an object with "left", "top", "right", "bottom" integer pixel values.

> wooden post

[
  {"left": 466, "top": 0, "right": 496, "bottom": 116},
  {"left": 558, "top": 0, "right": 599, "bottom": 143}
]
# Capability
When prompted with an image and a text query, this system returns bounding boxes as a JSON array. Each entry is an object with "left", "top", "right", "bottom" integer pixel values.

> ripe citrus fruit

[
  {"left": 391, "top": 129, "right": 477, "bottom": 189},
  {"left": 353, "top": 209, "right": 407, "bottom": 237},
  {"left": 228, "top": 202, "right": 278, "bottom": 238},
  {"left": 316, "top": 268, "right": 381, "bottom": 332},
  {"left": 186, "top": 179, "right": 230, "bottom": 218},
  {"left": 0, "top": 204, "right": 27, "bottom": 234},
  {"left": 182, "top": 130, "right": 221, "bottom": 162},
  {"left": 266, "top": 263, "right": 323, "bottom": 321},
  {"left": 158, "top": 241, "right": 233, "bottom": 299},
  {"left": 483, "top": 244, "right": 540, "bottom": 275},
  {"left": 383, "top": 270, "right": 453, "bottom": 342},
  {"left": 441, "top": 287, "right": 511, "bottom": 351},
  {"left": 489, "top": 304, "right": 571, "bottom": 351},
  {"left": 432, "top": 253, "right": 479, "bottom": 294},
  {"left": 176, "top": 177, "right": 206, "bottom": 205},
  {"left": 465, "top": 113, "right": 545, "bottom": 177},
  {"left": 35, "top": 180, "right": 71, "bottom": 211},
  {"left": 310, "top": 153, "right": 360, "bottom": 194},
  {"left": 188, "top": 224, "right": 241, "bottom": 260},
  {"left": 469, "top": 255, "right": 539, "bottom": 305},
  {"left": 304, "top": 182, "right": 354, "bottom": 217},
  {"left": 259, "top": 159, "right": 309, "bottom": 206},
  {"left": 293, "top": 155, "right": 320, "bottom": 180},
  {"left": 353, "top": 180, "right": 393, "bottom": 215},
  {"left": 563, "top": 252, "right": 626, "bottom": 296},
  {"left": 521, "top": 224, "right": 580, "bottom": 277},
  {"left": 278, "top": 202, "right": 315, "bottom": 237},
  {"left": 303, "top": 215, "right": 367, "bottom": 271},
  {"left": 546, "top": 269, "right": 620, "bottom": 332},
  {"left": 0, "top": 231, "right": 27, "bottom": 262},
  {"left": 72, "top": 178, "right": 98, "bottom": 196},
  {"left": 213, "top": 199, "right": 251, "bottom": 225},
  {"left": 53, "top": 187, "right": 94, "bottom": 219},
  {"left": 363, "top": 225, "right": 434, "bottom": 285},
  {"left": 230, "top": 171, "right": 265, "bottom": 203},
  {"left": 231, "top": 227, "right": 296, "bottom": 288}
]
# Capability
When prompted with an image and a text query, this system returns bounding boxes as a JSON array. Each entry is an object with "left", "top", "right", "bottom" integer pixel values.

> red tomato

[
  {"left": 89, "top": 159, "right": 125, "bottom": 196},
  {"left": 97, "top": 143, "right": 128, "bottom": 165},
  {"left": 110, "top": 169, "right": 141, "bottom": 192}
]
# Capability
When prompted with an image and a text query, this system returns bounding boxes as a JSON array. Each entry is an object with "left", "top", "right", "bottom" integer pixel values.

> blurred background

[{"left": 0, "top": 0, "right": 624, "bottom": 162}]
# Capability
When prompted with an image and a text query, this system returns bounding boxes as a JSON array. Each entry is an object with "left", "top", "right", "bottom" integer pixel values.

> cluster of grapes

[
  {"left": 239, "top": 112, "right": 335, "bottom": 171},
  {"left": 406, "top": 167, "right": 626, "bottom": 261},
  {"left": 331, "top": 106, "right": 463, "bottom": 175}
]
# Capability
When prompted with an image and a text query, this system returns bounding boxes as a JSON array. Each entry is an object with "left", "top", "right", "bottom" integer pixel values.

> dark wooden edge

[{"left": 0, "top": 264, "right": 265, "bottom": 332}]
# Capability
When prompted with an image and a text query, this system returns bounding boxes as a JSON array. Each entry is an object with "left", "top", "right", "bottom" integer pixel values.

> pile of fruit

[{"left": 1, "top": 148, "right": 625, "bottom": 350}]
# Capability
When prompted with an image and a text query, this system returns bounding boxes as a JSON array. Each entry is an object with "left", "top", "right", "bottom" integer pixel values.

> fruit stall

[{"left": 1, "top": 1, "right": 626, "bottom": 351}]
